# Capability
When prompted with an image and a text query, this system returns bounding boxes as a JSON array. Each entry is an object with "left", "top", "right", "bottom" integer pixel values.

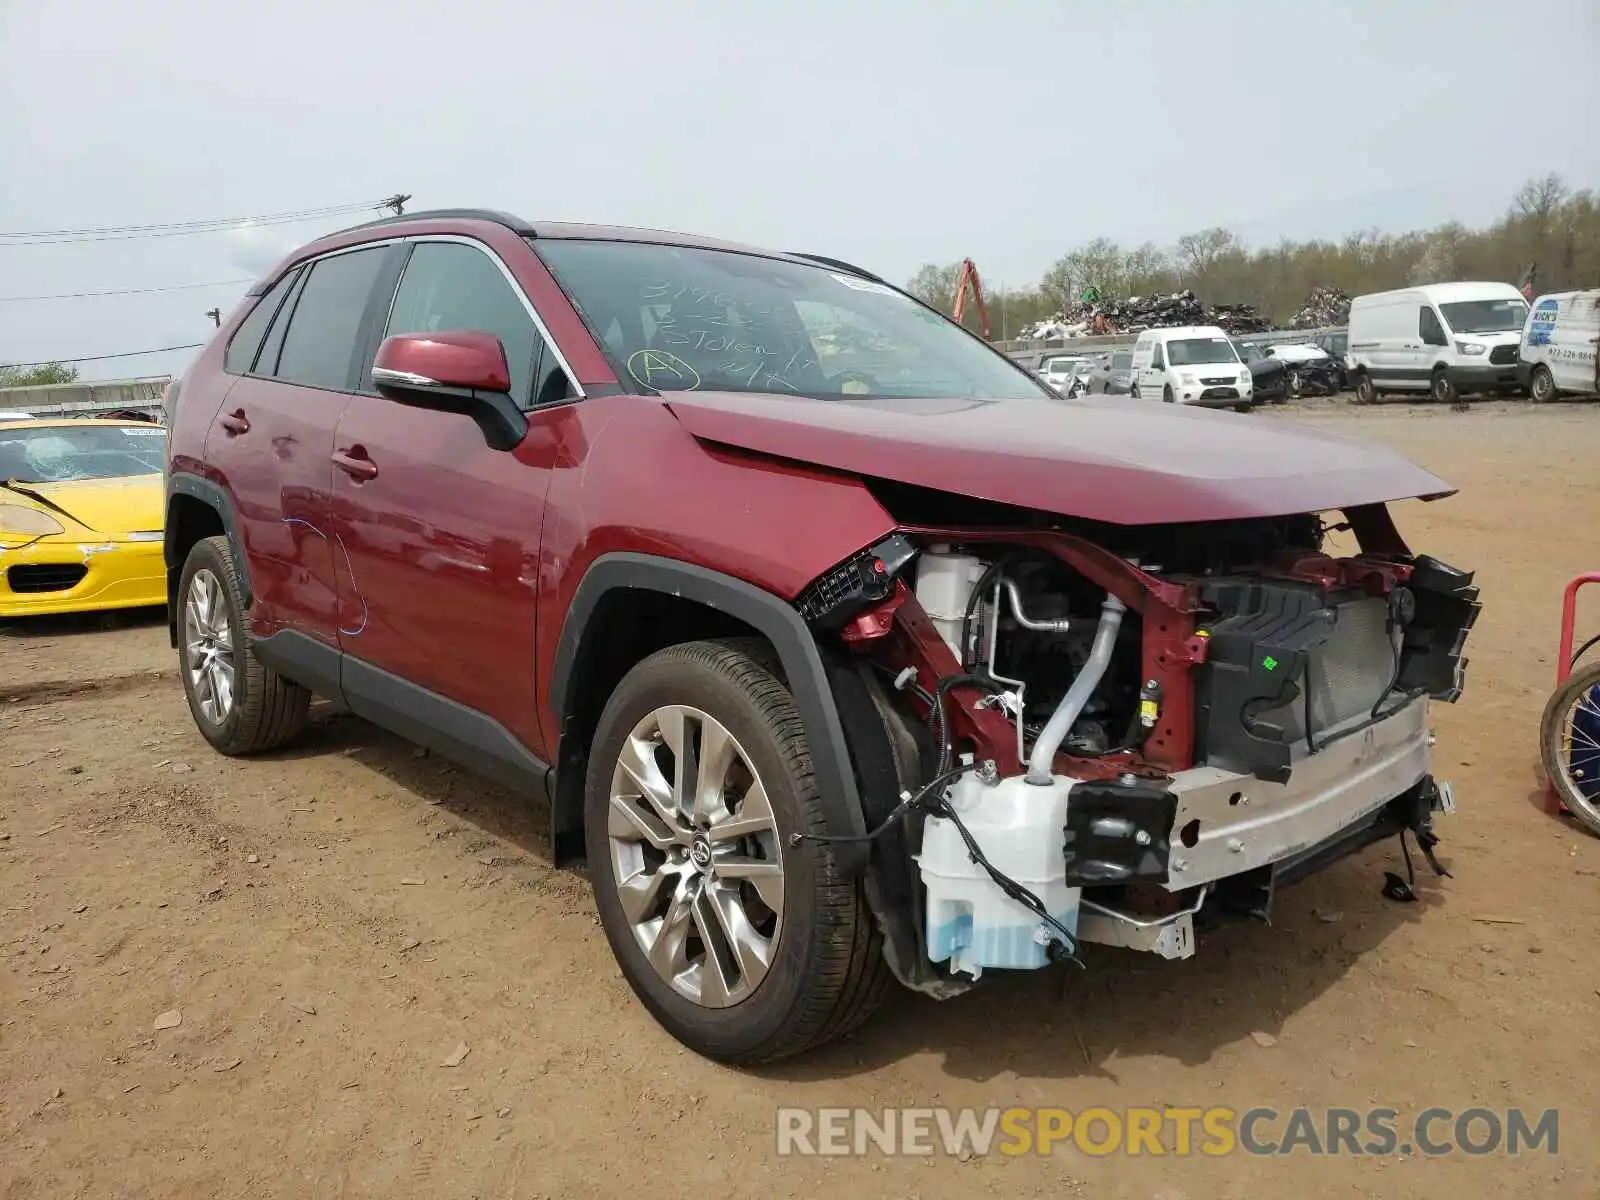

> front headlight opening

[{"left": 0, "top": 503, "right": 65, "bottom": 540}]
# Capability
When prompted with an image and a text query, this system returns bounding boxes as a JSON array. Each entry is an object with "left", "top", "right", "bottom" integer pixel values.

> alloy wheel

[
  {"left": 183, "top": 567, "right": 236, "bottom": 724},
  {"left": 606, "top": 704, "right": 785, "bottom": 1008}
]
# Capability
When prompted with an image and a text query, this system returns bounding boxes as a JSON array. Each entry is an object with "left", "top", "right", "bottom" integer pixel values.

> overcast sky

[{"left": 2, "top": 0, "right": 1596, "bottom": 381}]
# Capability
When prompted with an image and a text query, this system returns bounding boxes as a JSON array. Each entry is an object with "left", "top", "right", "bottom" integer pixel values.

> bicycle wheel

[{"left": 1539, "top": 661, "right": 1600, "bottom": 837}]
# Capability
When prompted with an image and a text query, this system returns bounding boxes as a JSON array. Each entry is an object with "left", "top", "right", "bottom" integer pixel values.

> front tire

[
  {"left": 1431, "top": 368, "right": 1459, "bottom": 405},
  {"left": 1354, "top": 371, "right": 1377, "bottom": 405},
  {"left": 585, "top": 639, "right": 890, "bottom": 1062},
  {"left": 1162, "top": 385, "right": 1175, "bottom": 404},
  {"left": 177, "top": 535, "right": 310, "bottom": 754},
  {"left": 1530, "top": 364, "right": 1557, "bottom": 403}
]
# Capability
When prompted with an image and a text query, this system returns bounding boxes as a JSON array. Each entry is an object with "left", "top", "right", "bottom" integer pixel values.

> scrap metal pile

[
  {"left": 1018, "top": 289, "right": 1272, "bottom": 341},
  {"left": 1286, "top": 285, "right": 1352, "bottom": 329}
]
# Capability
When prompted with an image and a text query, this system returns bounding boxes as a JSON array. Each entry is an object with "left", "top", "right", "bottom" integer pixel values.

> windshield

[
  {"left": 534, "top": 240, "right": 1051, "bottom": 402},
  {"left": 1234, "top": 342, "right": 1263, "bottom": 362},
  {"left": 1111, "top": 351, "right": 1132, "bottom": 370},
  {"left": 1167, "top": 337, "right": 1240, "bottom": 366},
  {"left": 1043, "top": 357, "right": 1085, "bottom": 374},
  {"left": 1439, "top": 298, "right": 1528, "bottom": 334},
  {"left": 0, "top": 424, "right": 163, "bottom": 483}
]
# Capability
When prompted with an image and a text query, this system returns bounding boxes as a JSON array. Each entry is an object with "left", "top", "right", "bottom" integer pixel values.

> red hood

[{"left": 665, "top": 392, "right": 1453, "bottom": 525}]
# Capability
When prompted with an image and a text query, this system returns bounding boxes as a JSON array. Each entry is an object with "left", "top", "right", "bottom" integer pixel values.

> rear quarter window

[{"left": 223, "top": 269, "right": 300, "bottom": 375}]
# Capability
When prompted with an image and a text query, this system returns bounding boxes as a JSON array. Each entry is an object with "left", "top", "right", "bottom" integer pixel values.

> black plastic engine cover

[{"left": 1062, "top": 778, "right": 1177, "bottom": 886}]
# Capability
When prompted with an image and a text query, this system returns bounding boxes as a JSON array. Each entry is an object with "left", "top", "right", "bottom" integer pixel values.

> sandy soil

[{"left": 3, "top": 402, "right": 1599, "bottom": 1199}]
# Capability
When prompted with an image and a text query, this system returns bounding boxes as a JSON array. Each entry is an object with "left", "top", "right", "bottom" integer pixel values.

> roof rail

[
  {"left": 332, "top": 208, "right": 537, "bottom": 237},
  {"left": 788, "top": 252, "right": 887, "bottom": 285}
]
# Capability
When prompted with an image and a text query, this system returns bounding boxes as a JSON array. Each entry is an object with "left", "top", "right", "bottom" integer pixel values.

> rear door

[
  {"left": 206, "top": 244, "right": 394, "bottom": 651},
  {"left": 1556, "top": 293, "right": 1600, "bottom": 392},
  {"left": 325, "top": 237, "right": 580, "bottom": 762}
]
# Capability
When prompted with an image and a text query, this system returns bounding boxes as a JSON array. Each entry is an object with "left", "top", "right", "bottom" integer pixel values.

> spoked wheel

[
  {"left": 184, "top": 567, "right": 235, "bottom": 724},
  {"left": 585, "top": 639, "right": 890, "bottom": 1062},
  {"left": 177, "top": 535, "right": 309, "bottom": 754},
  {"left": 604, "top": 702, "right": 785, "bottom": 1009},
  {"left": 1539, "top": 661, "right": 1600, "bottom": 838}
]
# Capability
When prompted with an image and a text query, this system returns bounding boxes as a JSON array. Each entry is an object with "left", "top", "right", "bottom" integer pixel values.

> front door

[
  {"left": 207, "top": 245, "right": 392, "bottom": 647},
  {"left": 325, "top": 238, "right": 579, "bottom": 761}
]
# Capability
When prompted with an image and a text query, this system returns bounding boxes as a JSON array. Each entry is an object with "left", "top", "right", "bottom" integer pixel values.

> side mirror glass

[{"left": 371, "top": 332, "right": 528, "bottom": 452}]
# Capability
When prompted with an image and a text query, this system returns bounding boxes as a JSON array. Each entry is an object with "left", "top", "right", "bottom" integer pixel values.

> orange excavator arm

[{"left": 951, "top": 257, "right": 991, "bottom": 340}]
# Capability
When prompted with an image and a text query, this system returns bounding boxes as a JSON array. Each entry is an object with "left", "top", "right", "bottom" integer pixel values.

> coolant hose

[{"left": 1025, "top": 592, "right": 1127, "bottom": 784}]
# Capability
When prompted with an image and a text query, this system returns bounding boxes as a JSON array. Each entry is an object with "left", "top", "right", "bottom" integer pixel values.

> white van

[
  {"left": 1519, "top": 289, "right": 1600, "bottom": 400},
  {"left": 1129, "top": 325, "right": 1253, "bottom": 411},
  {"left": 1345, "top": 282, "right": 1528, "bottom": 404}
]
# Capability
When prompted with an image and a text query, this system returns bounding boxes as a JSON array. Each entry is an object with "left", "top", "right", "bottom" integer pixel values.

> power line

[
  {"left": 0, "top": 278, "right": 253, "bottom": 303},
  {"left": 0, "top": 202, "right": 370, "bottom": 238},
  {"left": 2, "top": 343, "right": 205, "bottom": 368},
  {"left": 0, "top": 197, "right": 401, "bottom": 246}
]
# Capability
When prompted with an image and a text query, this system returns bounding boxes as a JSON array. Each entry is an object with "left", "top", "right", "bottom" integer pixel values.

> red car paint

[
  {"left": 663, "top": 389, "right": 1454, "bottom": 526},
  {"left": 167, "top": 212, "right": 1451, "bottom": 787}
]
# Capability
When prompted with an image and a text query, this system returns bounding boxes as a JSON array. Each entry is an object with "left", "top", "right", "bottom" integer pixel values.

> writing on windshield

[{"left": 534, "top": 240, "right": 1049, "bottom": 402}]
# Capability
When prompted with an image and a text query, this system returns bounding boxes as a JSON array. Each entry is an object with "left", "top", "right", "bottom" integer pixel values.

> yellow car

[{"left": 0, "top": 418, "right": 166, "bottom": 617}]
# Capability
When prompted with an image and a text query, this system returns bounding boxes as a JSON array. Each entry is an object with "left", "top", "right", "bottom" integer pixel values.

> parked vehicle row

[{"left": 1008, "top": 282, "right": 1596, "bottom": 409}]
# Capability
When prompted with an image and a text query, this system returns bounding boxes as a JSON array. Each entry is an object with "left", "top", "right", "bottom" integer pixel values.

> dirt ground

[{"left": 4, "top": 401, "right": 1599, "bottom": 1200}]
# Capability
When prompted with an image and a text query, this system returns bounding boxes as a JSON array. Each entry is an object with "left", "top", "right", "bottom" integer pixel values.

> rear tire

[
  {"left": 585, "top": 639, "right": 891, "bottom": 1062},
  {"left": 177, "top": 535, "right": 310, "bottom": 755},
  {"left": 1529, "top": 364, "right": 1557, "bottom": 403}
]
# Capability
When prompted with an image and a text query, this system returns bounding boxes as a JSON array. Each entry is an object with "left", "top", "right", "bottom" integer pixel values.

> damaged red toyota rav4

[{"left": 163, "top": 210, "right": 1479, "bottom": 1062}]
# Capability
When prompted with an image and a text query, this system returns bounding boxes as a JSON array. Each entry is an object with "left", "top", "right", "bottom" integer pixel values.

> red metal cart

[{"left": 1546, "top": 572, "right": 1600, "bottom": 815}]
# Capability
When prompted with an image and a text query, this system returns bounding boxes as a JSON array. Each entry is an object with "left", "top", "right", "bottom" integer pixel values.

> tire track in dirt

[{"left": 0, "top": 669, "right": 171, "bottom": 707}]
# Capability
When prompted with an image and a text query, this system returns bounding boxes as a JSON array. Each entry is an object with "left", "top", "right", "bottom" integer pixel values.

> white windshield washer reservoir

[{"left": 917, "top": 772, "right": 1082, "bottom": 977}]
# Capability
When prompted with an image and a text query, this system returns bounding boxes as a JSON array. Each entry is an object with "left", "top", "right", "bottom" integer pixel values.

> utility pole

[
  {"left": 381, "top": 193, "right": 412, "bottom": 217},
  {"left": 205, "top": 307, "right": 222, "bottom": 328}
]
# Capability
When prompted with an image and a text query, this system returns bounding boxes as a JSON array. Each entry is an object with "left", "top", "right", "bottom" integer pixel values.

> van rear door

[{"left": 1557, "top": 291, "right": 1600, "bottom": 393}]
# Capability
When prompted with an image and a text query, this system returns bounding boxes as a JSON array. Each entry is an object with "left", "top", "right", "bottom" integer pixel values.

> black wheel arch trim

[
  {"left": 165, "top": 473, "right": 251, "bottom": 644},
  {"left": 550, "top": 553, "right": 871, "bottom": 874}
]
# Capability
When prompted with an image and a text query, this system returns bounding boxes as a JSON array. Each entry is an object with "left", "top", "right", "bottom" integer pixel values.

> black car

[
  {"left": 1312, "top": 331, "right": 1350, "bottom": 391},
  {"left": 1233, "top": 340, "right": 1288, "bottom": 404}
]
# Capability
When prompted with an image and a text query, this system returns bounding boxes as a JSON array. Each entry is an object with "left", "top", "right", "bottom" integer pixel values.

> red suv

[{"left": 164, "top": 210, "right": 1479, "bottom": 1062}]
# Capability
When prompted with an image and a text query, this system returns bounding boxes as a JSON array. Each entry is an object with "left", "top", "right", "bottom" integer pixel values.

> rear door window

[
  {"left": 223, "top": 268, "right": 301, "bottom": 375},
  {"left": 274, "top": 248, "right": 390, "bottom": 391}
]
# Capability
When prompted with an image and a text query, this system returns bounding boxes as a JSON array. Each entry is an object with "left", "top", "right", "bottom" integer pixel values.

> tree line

[
  {"left": 0, "top": 363, "right": 79, "bottom": 389},
  {"left": 906, "top": 174, "right": 1600, "bottom": 337}
]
